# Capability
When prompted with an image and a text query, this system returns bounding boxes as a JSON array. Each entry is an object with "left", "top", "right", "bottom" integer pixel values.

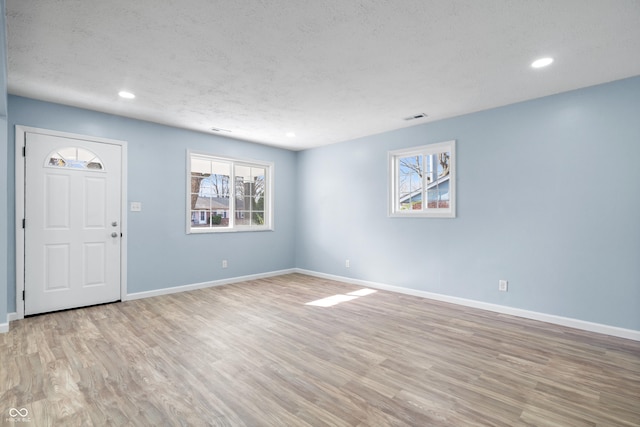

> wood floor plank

[{"left": 1, "top": 273, "right": 639, "bottom": 426}]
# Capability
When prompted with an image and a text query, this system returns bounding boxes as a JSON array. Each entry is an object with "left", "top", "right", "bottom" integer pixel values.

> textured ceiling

[{"left": 6, "top": 0, "right": 640, "bottom": 150}]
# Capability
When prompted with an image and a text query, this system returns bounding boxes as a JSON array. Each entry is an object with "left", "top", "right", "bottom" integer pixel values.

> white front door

[{"left": 24, "top": 132, "right": 122, "bottom": 315}]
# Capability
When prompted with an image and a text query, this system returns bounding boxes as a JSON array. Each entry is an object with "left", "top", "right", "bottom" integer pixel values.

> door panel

[
  {"left": 83, "top": 242, "right": 106, "bottom": 286},
  {"left": 44, "top": 244, "right": 70, "bottom": 290},
  {"left": 25, "top": 132, "right": 122, "bottom": 315},
  {"left": 85, "top": 176, "right": 107, "bottom": 228},
  {"left": 45, "top": 174, "right": 70, "bottom": 228}
]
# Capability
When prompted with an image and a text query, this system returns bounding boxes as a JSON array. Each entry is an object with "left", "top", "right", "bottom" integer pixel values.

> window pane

[
  {"left": 424, "top": 151, "right": 451, "bottom": 209},
  {"left": 188, "top": 153, "right": 271, "bottom": 232},
  {"left": 398, "top": 155, "right": 422, "bottom": 210},
  {"left": 425, "top": 153, "right": 436, "bottom": 185},
  {"left": 235, "top": 211, "right": 249, "bottom": 226},
  {"left": 389, "top": 140, "right": 455, "bottom": 218},
  {"left": 191, "top": 160, "right": 230, "bottom": 228},
  {"left": 252, "top": 168, "right": 265, "bottom": 197},
  {"left": 235, "top": 165, "right": 266, "bottom": 227},
  {"left": 199, "top": 195, "right": 230, "bottom": 228},
  {"left": 191, "top": 204, "right": 231, "bottom": 227},
  {"left": 437, "top": 151, "right": 451, "bottom": 179},
  {"left": 191, "top": 209, "right": 210, "bottom": 228},
  {"left": 46, "top": 147, "right": 104, "bottom": 170},
  {"left": 191, "top": 157, "right": 211, "bottom": 174},
  {"left": 235, "top": 165, "right": 251, "bottom": 180},
  {"left": 199, "top": 173, "right": 230, "bottom": 198},
  {"left": 209, "top": 209, "right": 230, "bottom": 227},
  {"left": 252, "top": 210, "right": 265, "bottom": 225},
  {"left": 235, "top": 210, "right": 265, "bottom": 226},
  {"left": 427, "top": 186, "right": 450, "bottom": 209}
]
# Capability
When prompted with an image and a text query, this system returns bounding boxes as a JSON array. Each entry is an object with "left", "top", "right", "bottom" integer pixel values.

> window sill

[
  {"left": 389, "top": 211, "right": 455, "bottom": 219},
  {"left": 188, "top": 226, "right": 274, "bottom": 234}
]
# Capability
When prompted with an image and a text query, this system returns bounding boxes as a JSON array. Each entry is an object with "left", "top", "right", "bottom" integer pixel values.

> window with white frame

[
  {"left": 188, "top": 152, "right": 273, "bottom": 233},
  {"left": 389, "top": 140, "right": 456, "bottom": 218}
]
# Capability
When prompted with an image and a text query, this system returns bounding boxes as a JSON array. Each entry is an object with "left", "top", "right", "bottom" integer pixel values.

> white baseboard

[
  {"left": 1, "top": 270, "right": 296, "bottom": 334},
  {"left": 1, "top": 312, "right": 19, "bottom": 333},
  {"left": 125, "top": 268, "right": 297, "bottom": 301},
  {"left": 295, "top": 268, "right": 640, "bottom": 342},
  {"left": 6, "top": 267, "right": 638, "bottom": 342}
]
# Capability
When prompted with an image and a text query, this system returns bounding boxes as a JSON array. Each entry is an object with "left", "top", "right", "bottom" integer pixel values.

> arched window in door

[{"left": 45, "top": 147, "right": 105, "bottom": 171}]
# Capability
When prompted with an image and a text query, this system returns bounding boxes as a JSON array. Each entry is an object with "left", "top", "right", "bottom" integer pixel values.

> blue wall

[
  {"left": 2, "top": 72, "right": 639, "bottom": 332},
  {"left": 296, "top": 76, "right": 640, "bottom": 331},
  {"left": 0, "top": 0, "right": 8, "bottom": 326},
  {"left": 5, "top": 96, "right": 298, "bottom": 313}
]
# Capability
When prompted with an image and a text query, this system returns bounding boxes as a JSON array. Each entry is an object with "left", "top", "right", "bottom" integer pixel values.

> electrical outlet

[
  {"left": 499, "top": 280, "right": 508, "bottom": 292},
  {"left": 345, "top": 259, "right": 350, "bottom": 268},
  {"left": 222, "top": 260, "right": 228, "bottom": 268}
]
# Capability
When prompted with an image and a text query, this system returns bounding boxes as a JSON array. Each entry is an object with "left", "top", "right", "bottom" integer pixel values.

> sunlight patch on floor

[
  {"left": 305, "top": 288, "right": 377, "bottom": 307},
  {"left": 347, "top": 288, "right": 377, "bottom": 297}
]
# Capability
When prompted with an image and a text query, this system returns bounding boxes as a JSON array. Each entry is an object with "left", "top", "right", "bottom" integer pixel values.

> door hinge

[
  {"left": 22, "top": 146, "right": 26, "bottom": 157},
  {"left": 22, "top": 290, "right": 25, "bottom": 301},
  {"left": 22, "top": 218, "right": 25, "bottom": 229}
]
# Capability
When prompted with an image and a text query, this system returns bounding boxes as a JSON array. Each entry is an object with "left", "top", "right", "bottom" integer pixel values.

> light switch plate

[{"left": 130, "top": 202, "right": 142, "bottom": 212}]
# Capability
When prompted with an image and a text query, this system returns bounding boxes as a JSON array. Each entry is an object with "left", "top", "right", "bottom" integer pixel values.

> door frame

[{"left": 15, "top": 125, "right": 128, "bottom": 319}]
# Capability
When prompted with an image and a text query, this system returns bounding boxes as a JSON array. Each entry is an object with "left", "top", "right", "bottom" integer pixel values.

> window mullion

[
  {"left": 229, "top": 162, "right": 235, "bottom": 228},
  {"left": 422, "top": 154, "right": 428, "bottom": 211},
  {"left": 394, "top": 157, "right": 400, "bottom": 212}
]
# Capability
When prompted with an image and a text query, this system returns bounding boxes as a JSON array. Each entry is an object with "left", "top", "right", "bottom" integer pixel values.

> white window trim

[
  {"left": 388, "top": 140, "right": 456, "bottom": 218},
  {"left": 186, "top": 150, "right": 274, "bottom": 233}
]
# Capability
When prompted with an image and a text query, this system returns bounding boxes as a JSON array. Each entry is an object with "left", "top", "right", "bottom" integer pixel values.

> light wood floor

[{"left": 1, "top": 273, "right": 639, "bottom": 426}]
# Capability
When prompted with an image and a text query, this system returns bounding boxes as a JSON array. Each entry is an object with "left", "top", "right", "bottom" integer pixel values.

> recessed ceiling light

[
  {"left": 118, "top": 91, "right": 136, "bottom": 99},
  {"left": 286, "top": 132, "right": 296, "bottom": 137},
  {"left": 211, "top": 127, "right": 231, "bottom": 133},
  {"left": 531, "top": 57, "right": 554, "bottom": 68}
]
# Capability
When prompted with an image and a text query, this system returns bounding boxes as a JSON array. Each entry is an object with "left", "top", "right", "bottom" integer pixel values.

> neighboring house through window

[
  {"left": 389, "top": 140, "right": 456, "bottom": 218},
  {"left": 187, "top": 151, "right": 273, "bottom": 233}
]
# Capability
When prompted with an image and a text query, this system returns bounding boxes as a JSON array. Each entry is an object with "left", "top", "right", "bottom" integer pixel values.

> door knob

[{"left": 111, "top": 232, "right": 118, "bottom": 238}]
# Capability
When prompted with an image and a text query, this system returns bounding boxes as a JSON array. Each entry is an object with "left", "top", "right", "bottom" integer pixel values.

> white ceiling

[{"left": 6, "top": 1, "right": 640, "bottom": 151}]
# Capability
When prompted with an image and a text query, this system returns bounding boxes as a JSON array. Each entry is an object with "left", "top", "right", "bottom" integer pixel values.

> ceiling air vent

[{"left": 404, "top": 113, "right": 428, "bottom": 121}]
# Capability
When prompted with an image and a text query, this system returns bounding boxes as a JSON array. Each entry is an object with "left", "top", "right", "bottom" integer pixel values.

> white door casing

[{"left": 16, "top": 127, "right": 127, "bottom": 317}]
